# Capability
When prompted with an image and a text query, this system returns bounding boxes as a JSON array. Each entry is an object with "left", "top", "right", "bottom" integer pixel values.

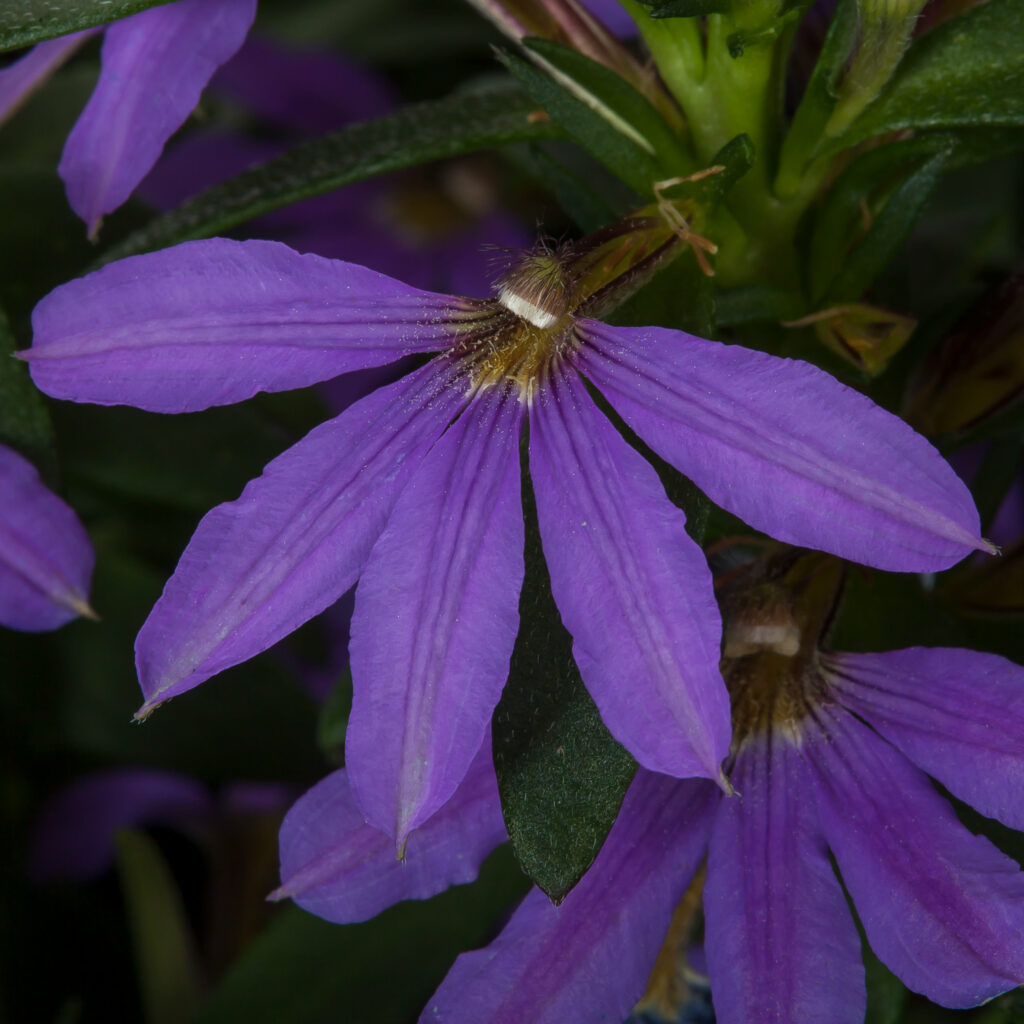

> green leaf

[
  {"left": 98, "top": 79, "right": 562, "bottom": 264},
  {"left": 116, "top": 830, "right": 202, "bottom": 1024},
  {"left": 523, "top": 37, "right": 694, "bottom": 176},
  {"left": 831, "top": 0, "right": 1024, "bottom": 150},
  {"left": 775, "top": 0, "right": 859, "bottom": 192},
  {"left": 808, "top": 135, "right": 954, "bottom": 302},
  {"left": 493, "top": 444, "right": 636, "bottom": 903},
  {"left": 0, "top": 302, "right": 53, "bottom": 475},
  {"left": 56, "top": 548, "right": 323, "bottom": 783},
  {"left": 194, "top": 847, "right": 528, "bottom": 1024},
  {"left": 315, "top": 669, "right": 353, "bottom": 765},
  {"left": 716, "top": 284, "right": 803, "bottom": 325},
  {"left": 0, "top": 0, "right": 174, "bottom": 51},
  {"left": 863, "top": 946, "right": 907, "bottom": 1024},
  {"left": 497, "top": 49, "right": 665, "bottom": 197},
  {"left": 826, "top": 145, "right": 953, "bottom": 302}
]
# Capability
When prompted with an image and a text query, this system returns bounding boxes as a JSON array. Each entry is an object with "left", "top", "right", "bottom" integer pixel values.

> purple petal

[
  {"left": 528, "top": 366, "right": 730, "bottom": 783},
  {"left": 346, "top": 392, "right": 524, "bottom": 845},
  {"left": 826, "top": 648, "right": 1024, "bottom": 832},
  {"left": 30, "top": 769, "right": 212, "bottom": 881},
  {"left": 704, "top": 734, "right": 865, "bottom": 1024},
  {"left": 579, "top": 321, "right": 985, "bottom": 572},
  {"left": 806, "top": 705, "right": 1024, "bottom": 1007},
  {"left": 27, "top": 238, "right": 462, "bottom": 413},
  {"left": 273, "top": 736, "right": 507, "bottom": 923},
  {"left": 134, "top": 360, "right": 468, "bottom": 715},
  {"left": 421, "top": 770, "right": 717, "bottom": 1023},
  {"left": 59, "top": 0, "right": 257, "bottom": 233},
  {"left": 0, "top": 31, "right": 96, "bottom": 127},
  {"left": 0, "top": 444, "right": 94, "bottom": 632}
]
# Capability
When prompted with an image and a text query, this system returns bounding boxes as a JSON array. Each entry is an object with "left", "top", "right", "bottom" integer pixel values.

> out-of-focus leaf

[
  {"left": 830, "top": 0, "right": 1024, "bottom": 150},
  {"left": 523, "top": 37, "right": 693, "bottom": 175},
  {"left": 0, "top": 169, "right": 95, "bottom": 330},
  {"left": 98, "top": 79, "right": 562, "bottom": 263},
  {"left": 0, "top": 303, "right": 53, "bottom": 475},
  {"left": 811, "top": 140, "right": 953, "bottom": 303},
  {"left": 56, "top": 549, "right": 323, "bottom": 783},
  {"left": 51, "top": 390, "right": 325, "bottom": 515},
  {"left": 944, "top": 540, "right": 1024, "bottom": 617},
  {"left": 0, "top": 0, "right": 172, "bottom": 51},
  {"left": 863, "top": 947, "right": 907, "bottom": 1024},
  {"left": 315, "top": 670, "right": 352, "bottom": 765},
  {"left": 498, "top": 48, "right": 663, "bottom": 197},
  {"left": 716, "top": 285, "right": 803, "bottom": 325},
  {"left": 116, "top": 830, "right": 202, "bottom": 1024},
  {"left": 904, "top": 268, "right": 1024, "bottom": 436},
  {"left": 193, "top": 845, "right": 528, "bottom": 1024},
  {"left": 493, "top": 447, "right": 636, "bottom": 903}
]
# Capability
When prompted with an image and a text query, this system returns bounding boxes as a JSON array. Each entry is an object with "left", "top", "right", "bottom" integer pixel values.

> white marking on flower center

[{"left": 497, "top": 286, "right": 559, "bottom": 329}]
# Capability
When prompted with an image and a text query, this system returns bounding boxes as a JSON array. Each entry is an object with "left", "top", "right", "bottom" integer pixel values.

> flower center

[
  {"left": 452, "top": 248, "right": 581, "bottom": 401},
  {"left": 718, "top": 554, "right": 844, "bottom": 746}
]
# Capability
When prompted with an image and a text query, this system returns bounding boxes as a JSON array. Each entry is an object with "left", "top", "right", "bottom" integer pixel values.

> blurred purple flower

[
  {"left": 25, "top": 234, "right": 985, "bottom": 848},
  {"left": 30, "top": 767, "right": 293, "bottom": 882},
  {"left": 0, "top": 443, "right": 94, "bottom": 631},
  {"left": 277, "top": 640, "right": 1024, "bottom": 1024},
  {"left": 0, "top": 0, "right": 255, "bottom": 234},
  {"left": 140, "top": 35, "right": 527, "bottom": 297}
]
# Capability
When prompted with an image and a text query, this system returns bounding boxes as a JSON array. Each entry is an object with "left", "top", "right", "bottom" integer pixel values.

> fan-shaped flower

[{"left": 24, "top": 232, "right": 985, "bottom": 847}]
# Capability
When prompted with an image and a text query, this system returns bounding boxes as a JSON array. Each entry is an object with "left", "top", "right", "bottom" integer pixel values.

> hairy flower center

[
  {"left": 452, "top": 248, "right": 581, "bottom": 401},
  {"left": 719, "top": 557, "right": 844, "bottom": 746}
]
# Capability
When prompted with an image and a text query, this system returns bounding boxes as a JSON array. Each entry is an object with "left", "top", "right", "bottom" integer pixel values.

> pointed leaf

[
  {"left": 0, "top": 0, "right": 173, "bottom": 51},
  {"left": 497, "top": 48, "right": 662, "bottom": 197},
  {"left": 116, "top": 830, "right": 202, "bottom": 1024},
  {"left": 829, "top": 0, "right": 1024, "bottom": 150},
  {"left": 524, "top": 37, "right": 694, "bottom": 174},
  {"left": 493, "top": 440, "right": 636, "bottom": 902},
  {"left": 0, "top": 303, "right": 52, "bottom": 474},
  {"left": 98, "top": 79, "right": 562, "bottom": 264}
]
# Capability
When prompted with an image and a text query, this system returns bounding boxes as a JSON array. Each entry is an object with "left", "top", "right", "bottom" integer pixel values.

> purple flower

[
  {"left": 275, "top": 569, "right": 1024, "bottom": 1023},
  {"left": 24, "top": 234, "right": 985, "bottom": 847},
  {"left": 0, "top": 443, "right": 94, "bottom": 631},
  {"left": 30, "top": 767, "right": 294, "bottom": 881},
  {"left": 0, "top": 0, "right": 256, "bottom": 234}
]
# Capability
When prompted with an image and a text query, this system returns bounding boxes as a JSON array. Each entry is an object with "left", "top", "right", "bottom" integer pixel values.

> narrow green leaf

[
  {"left": 0, "top": 303, "right": 53, "bottom": 475},
  {"left": 830, "top": 0, "right": 1024, "bottom": 150},
  {"left": 116, "top": 830, "right": 202, "bottom": 1024},
  {"left": 775, "top": 0, "right": 859, "bottom": 193},
  {"left": 0, "top": 0, "right": 173, "bottom": 51},
  {"left": 98, "top": 79, "right": 562, "bottom": 264},
  {"left": 523, "top": 37, "right": 694, "bottom": 175},
  {"left": 716, "top": 285, "right": 803, "bottom": 326},
  {"left": 863, "top": 946, "right": 907, "bottom": 1024},
  {"left": 493, "top": 443, "right": 636, "bottom": 903},
  {"left": 194, "top": 847, "right": 528, "bottom": 1024},
  {"left": 807, "top": 135, "right": 953, "bottom": 302},
  {"left": 497, "top": 49, "right": 663, "bottom": 197},
  {"left": 825, "top": 145, "right": 953, "bottom": 302}
]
